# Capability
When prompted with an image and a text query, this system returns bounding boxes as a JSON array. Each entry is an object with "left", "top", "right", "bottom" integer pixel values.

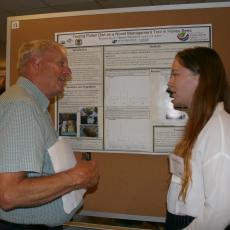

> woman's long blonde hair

[{"left": 173, "top": 47, "right": 230, "bottom": 201}]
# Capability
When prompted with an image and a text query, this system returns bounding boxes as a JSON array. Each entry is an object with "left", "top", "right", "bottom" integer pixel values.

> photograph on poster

[
  {"left": 59, "top": 113, "right": 77, "bottom": 137},
  {"left": 80, "top": 107, "right": 98, "bottom": 125},
  {"left": 80, "top": 124, "right": 98, "bottom": 137}
]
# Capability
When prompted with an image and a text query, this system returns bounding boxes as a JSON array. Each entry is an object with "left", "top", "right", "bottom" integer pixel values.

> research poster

[{"left": 55, "top": 24, "right": 211, "bottom": 153}]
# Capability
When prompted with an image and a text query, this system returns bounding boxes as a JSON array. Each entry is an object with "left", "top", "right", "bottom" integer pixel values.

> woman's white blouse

[{"left": 167, "top": 102, "right": 230, "bottom": 230}]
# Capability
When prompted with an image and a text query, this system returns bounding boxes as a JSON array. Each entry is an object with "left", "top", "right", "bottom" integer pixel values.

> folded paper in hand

[{"left": 48, "top": 138, "right": 86, "bottom": 214}]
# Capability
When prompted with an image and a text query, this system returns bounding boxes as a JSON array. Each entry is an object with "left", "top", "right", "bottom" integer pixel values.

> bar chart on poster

[{"left": 7, "top": 3, "right": 230, "bottom": 220}]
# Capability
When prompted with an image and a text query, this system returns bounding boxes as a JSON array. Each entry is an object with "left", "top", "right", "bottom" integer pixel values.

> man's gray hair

[{"left": 17, "top": 40, "right": 66, "bottom": 73}]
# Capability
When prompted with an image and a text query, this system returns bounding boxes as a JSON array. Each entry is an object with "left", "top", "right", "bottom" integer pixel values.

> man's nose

[{"left": 64, "top": 66, "right": 72, "bottom": 80}]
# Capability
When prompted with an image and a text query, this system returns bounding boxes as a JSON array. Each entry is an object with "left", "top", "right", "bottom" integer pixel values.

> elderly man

[{"left": 0, "top": 40, "right": 99, "bottom": 230}]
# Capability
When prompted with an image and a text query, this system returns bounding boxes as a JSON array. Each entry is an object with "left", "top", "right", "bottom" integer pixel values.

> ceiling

[{"left": 0, "top": 0, "right": 229, "bottom": 67}]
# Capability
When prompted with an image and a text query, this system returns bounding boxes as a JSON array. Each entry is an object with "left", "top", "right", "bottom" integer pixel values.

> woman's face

[{"left": 167, "top": 57, "right": 199, "bottom": 109}]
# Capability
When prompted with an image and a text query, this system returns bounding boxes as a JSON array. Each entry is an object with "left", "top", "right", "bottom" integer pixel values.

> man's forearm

[{"left": 0, "top": 172, "right": 73, "bottom": 210}]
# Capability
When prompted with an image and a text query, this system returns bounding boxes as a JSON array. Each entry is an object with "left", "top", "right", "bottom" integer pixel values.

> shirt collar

[{"left": 17, "top": 77, "right": 49, "bottom": 111}]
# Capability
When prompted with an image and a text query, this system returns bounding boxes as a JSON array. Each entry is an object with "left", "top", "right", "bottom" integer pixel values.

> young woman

[{"left": 165, "top": 47, "right": 230, "bottom": 230}]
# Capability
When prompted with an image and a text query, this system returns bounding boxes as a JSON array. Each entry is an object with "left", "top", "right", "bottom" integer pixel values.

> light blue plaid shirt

[{"left": 0, "top": 77, "right": 79, "bottom": 226}]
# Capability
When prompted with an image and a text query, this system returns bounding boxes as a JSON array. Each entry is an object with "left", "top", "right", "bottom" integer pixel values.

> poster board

[
  {"left": 55, "top": 25, "right": 211, "bottom": 154},
  {"left": 7, "top": 3, "right": 230, "bottom": 221}
]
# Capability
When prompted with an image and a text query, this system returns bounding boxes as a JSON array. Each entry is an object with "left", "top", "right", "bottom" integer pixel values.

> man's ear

[{"left": 30, "top": 55, "right": 41, "bottom": 71}]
